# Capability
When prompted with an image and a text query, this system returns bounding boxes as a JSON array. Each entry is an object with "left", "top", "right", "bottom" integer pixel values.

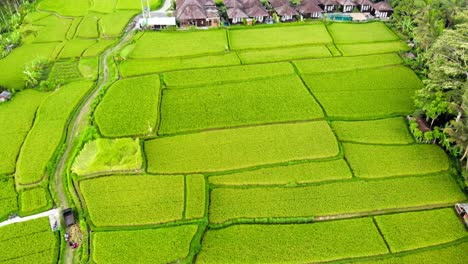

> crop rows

[
  {"left": 94, "top": 74, "right": 160, "bottom": 137},
  {"left": 0, "top": 217, "right": 58, "bottom": 263},
  {"left": 0, "top": 177, "right": 18, "bottom": 220},
  {"left": 159, "top": 75, "right": 324, "bottom": 134},
  {"left": 146, "top": 121, "right": 339, "bottom": 174},
  {"left": 208, "top": 173, "right": 465, "bottom": 224},
  {"left": 237, "top": 45, "right": 332, "bottom": 64},
  {"left": 19, "top": 187, "right": 51, "bottom": 215}
]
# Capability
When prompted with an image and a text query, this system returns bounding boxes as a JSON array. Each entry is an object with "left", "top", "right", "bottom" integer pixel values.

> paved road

[{"left": 0, "top": 209, "right": 60, "bottom": 228}]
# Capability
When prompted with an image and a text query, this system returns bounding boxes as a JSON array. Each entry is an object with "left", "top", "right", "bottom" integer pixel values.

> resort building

[
  {"left": 319, "top": 0, "right": 338, "bottom": 12},
  {"left": 297, "top": 0, "right": 323, "bottom": 18},
  {"left": 269, "top": 0, "right": 299, "bottom": 21},
  {"left": 372, "top": 1, "right": 393, "bottom": 18},
  {"left": 224, "top": 0, "right": 269, "bottom": 23},
  {"left": 355, "top": 0, "right": 373, "bottom": 12},
  {"left": 337, "top": 0, "right": 355, "bottom": 12},
  {"left": 175, "top": 0, "right": 220, "bottom": 27}
]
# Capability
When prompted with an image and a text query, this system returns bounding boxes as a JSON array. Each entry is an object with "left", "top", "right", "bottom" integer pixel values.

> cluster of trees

[
  {"left": 0, "top": 0, "right": 34, "bottom": 58},
  {"left": 390, "top": 0, "right": 467, "bottom": 170}
]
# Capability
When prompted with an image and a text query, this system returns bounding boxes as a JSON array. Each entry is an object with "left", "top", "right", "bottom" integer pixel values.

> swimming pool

[{"left": 327, "top": 13, "right": 353, "bottom": 21}]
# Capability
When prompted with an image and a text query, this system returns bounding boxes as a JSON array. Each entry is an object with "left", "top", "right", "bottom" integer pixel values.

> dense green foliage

[
  {"left": 228, "top": 24, "right": 332, "bottom": 50},
  {"left": 72, "top": 138, "right": 143, "bottom": 176},
  {"left": 92, "top": 225, "right": 197, "bottom": 264},
  {"left": 0, "top": 177, "right": 18, "bottom": 220},
  {"left": 294, "top": 54, "right": 403, "bottom": 74},
  {"left": 375, "top": 208, "right": 467, "bottom": 252},
  {"left": 0, "top": 217, "right": 58, "bottom": 263},
  {"left": 344, "top": 143, "right": 449, "bottom": 178},
  {"left": 328, "top": 22, "right": 399, "bottom": 44},
  {"left": 163, "top": 62, "right": 295, "bottom": 87},
  {"left": 209, "top": 174, "right": 465, "bottom": 224},
  {"left": 209, "top": 159, "right": 352, "bottom": 186},
  {"left": 130, "top": 30, "right": 228, "bottom": 58},
  {"left": 146, "top": 122, "right": 339, "bottom": 174},
  {"left": 332, "top": 118, "right": 414, "bottom": 144},
  {"left": 95, "top": 74, "right": 160, "bottom": 137},
  {"left": 17, "top": 81, "right": 94, "bottom": 185},
  {"left": 159, "top": 75, "right": 324, "bottom": 134},
  {"left": 198, "top": 218, "right": 388, "bottom": 263},
  {"left": 80, "top": 175, "right": 185, "bottom": 226}
]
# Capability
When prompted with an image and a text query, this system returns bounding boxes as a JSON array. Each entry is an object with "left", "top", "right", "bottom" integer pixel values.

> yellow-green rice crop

[
  {"left": 209, "top": 159, "right": 352, "bottom": 186},
  {"left": 337, "top": 41, "right": 409, "bottom": 56},
  {"left": 343, "top": 143, "right": 449, "bottom": 178},
  {"left": 75, "top": 14, "right": 100, "bottom": 38},
  {"left": 328, "top": 22, "right": 399, "bottom": 44},
  {"left": 237, "top": 45, "right": 331, "bottom": 64},
  {"left": 0, "top": 217, "right": 58, "bottom": 263},
  {"left": 130, "top": 30, "right": 228, "bottom": 58},
  {"left": 332, "top": 117, "right": 414, "bottom": 144},
  {"left": 92, "top": 224, "right": 197, "bottom": 264},
  {"left": 0, "top": 177, "right": 18, "bottom": 220},
  {"left": 72, "top": 138, "right": 143, "bottom": 176},
  {"left": 94, "top": 74, "right": 160, "bottom": 137},
  {"left": 59, "top": 39, "right": 97, "bottom": 59},
  {"left": 228, "top": 24, "right": 332, "bottom": 50},
  {"left": 185, "top": 175, "right": 206, "bottom": 219},
  {"left": 375, "top": 208, "right": 467, "bottom": 252},
  {"left": 78, "top": 57, "right": 99, "bottom": 80},
  {"left": 119, "top": 53, "right": 240, "bottom": 77},
  {"left": 294, "top": 53, "right": 403, "bottom": 74},
  {"left": 48, "top": 60, "right": 83, "bottom": 83},
  {"left": 32, "top": 15, "right": 73, "bottom": 43},
  {"left": 83, "top": 39, "right": 116, "bottom": 57},
  {"left": 90, "top": 0, "right": 118, "bottom": 13},
  {"left": 19, "top": 187, "right": 51, "bottom": 215},
  {"left": 116, "top": 0, "right": 161, "bottom": 10},
  {"left": 208, "top": 173, "right": 465, "bottom": 224},
  {"left": 159, "top": 75, "right": 324, "bottom": 134},
  {"left": 163, "top": 62, "right": 295, "bottom": 87},
  {"left": 197, "top": 218, "right": 388, "bottom": 263},
  {"left": 80, "top": 175, "right": 185, "bottom": 227},
  {"left": 146, "top": 121, "right": 339, "bottom": 174},
  {"left": 99, "top": 11, "right": 136, "bottom": 37},
  {"left": 17, "top": 81, "right": 94, "bottom": 185},
  {"left": 38, "top": 0, "right": 90, "bottom": 16}
]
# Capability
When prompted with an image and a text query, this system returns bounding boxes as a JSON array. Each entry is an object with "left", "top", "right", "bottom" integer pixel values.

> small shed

[
  {"left": 140, "top": 17, "right": 177, "bottom": 29},
  {"left": 63, "top": 208, "right": 76, "bottom": 227},
  {"left": 0, "top": 91, "right": 12, "bottom": 102}
]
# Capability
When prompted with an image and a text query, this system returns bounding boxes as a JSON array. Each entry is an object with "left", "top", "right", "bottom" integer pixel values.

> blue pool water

[{"left": 327, "top": 13, "right": 353, "bottom": 21}]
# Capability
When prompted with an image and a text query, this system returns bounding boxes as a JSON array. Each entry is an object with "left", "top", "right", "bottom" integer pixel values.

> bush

[{"left": 23, "top": 58, "right": 49, "bottom": 89}]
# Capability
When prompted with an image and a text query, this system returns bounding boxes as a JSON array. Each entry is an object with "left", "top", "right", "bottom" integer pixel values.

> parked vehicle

[{"left": 454, "top": 203, "right": 468, "bottom": 228}]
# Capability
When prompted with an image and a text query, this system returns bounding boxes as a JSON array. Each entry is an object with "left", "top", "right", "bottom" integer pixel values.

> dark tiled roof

[
  {"left": 337, "top": 0, "right": 356, "bottom": 5},
  {"left": 176, "top": 0, "right": 219, "bottom": 20},
  {"left": 298, "top": 1, "right": 323, "bottom": 13},
  {"left": 244, "top": 5, "right": 269, "bottom": 17},
  {"left": 275, "top": 4, "right": 299, "bottom": 16},
  {"left": 373, "top": 1, "right": 393, "bottom": 11},
  {"left": 355, "top": 0, "right": 373, "bottom": 5},
  {"left": 269, "top": 0, "right": 290, "bottom": 8}
]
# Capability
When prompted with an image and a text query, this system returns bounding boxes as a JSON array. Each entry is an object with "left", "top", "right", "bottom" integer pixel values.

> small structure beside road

[{"left": 0, "top": 91, "right": 12, "bottom": 102}]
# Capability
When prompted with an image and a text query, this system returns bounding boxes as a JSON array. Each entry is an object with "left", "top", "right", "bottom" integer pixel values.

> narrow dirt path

[{"left": 53, "top": 28, "right": 135, "bottom": 264}]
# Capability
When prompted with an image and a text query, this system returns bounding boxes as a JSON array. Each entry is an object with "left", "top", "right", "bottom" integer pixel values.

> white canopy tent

[{"left": 138, "top": 16, "right": 176, "bottom": 28}]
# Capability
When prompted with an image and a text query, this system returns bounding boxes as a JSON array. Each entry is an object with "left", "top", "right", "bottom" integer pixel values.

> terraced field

[{"left": 0, "top": 3, "right": 466, "bottom": 263}]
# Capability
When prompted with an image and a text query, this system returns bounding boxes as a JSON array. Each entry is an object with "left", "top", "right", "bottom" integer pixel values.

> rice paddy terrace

[{"left": 0, "top": 1, "right": 467, "bottom": 263}]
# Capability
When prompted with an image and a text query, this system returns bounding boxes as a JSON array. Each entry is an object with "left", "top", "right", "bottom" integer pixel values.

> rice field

[
  {"left": 0, "top": 177, "right": 18, "bottom": 221},
  {"left": 328, "top": 22, "right": 399, "bottom": 44}
]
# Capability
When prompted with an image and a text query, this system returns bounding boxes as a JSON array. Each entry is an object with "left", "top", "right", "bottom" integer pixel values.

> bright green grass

[
  {"left": 90, "top": 0, "right": 117, "bottom": 13},
  {"left": 80, "top": 175, "right": 185, "bottom": 227},
  {"left": 38, "top": 0, "right": 90, "bottom": 16},
  {"left": 229, "top": 24, "right": 332, "bottom": 50},
  {"left": 198, "top": 218, "right": 388, "bottom": 263},
  {"left": 79, "top": 57, "right": 99, "bottom": 80},
  {"left": 72, "top": 138, "right": 143, "bottom": 176},
  {"left": 17, "top": 81, "right": 94, "bottom": 185},
  {"left": 99, "top": 11, "right": 136, "bottom": 37},
  {"left": 209, "top": 173, "right": 465, "bottom": 224},
  {"left": 328, "top": 22, "right": 399, "bottom": 44},
  {"left": 354, "top": 241, "right": 468, "bottom": 264},
  {"left": 75, "top": 14, "right": 100, "bottom": 38},
  {"left": 0, "top": 217, "right": 58, "bottom": 263},
  {"left": 66, "top": 17, "right": 82, "bottom": 39},
  {"left": 19, "top": 187, "right": 51, "bottom": 215},
  {"left": 314, "top": 89, "right": 416, "bottom": 119},
  {"left": 94, "top": 74, "right": 160, "bottom": 137},
  {"left": 116, "top": 0, "right": 162, "bottom": 10},
  {"left": 375, "top": 209, "right": 467, "bottom": 252},
  {"left": 185, "top": 174, "right": 206, "bottom": 219},
  {"left": 294, "top": 53, "right": 403, "bottom": 74},
  {"left": 146, "top": 121, "right": 339, "bottom": 174},
  {"left": 0, "top": 43, "right": 58, "bottom": 90},
  {"left": 302, "top": 66, "right": 423, "bottom": 92},
  {"left": 159, "top": 75, "right": 324, "bottom": 134},
  {"left": 163, "top": 62, "right": 295, "bottom": 87},
  {"left": 48, "top": 60, "right": 83, "bottom": 83},
  {"left": 343, "top": 143, "right": 449, "bottom": 178},
  {"left": 82, "top": 39, "right": 115, "bottom": 57},
  {"left": 209, "top": 159, "right": 352, "bottom": 186},
  {"left": 337, "top": 41, "right": 409, "bottom": 56},
  {"left": 23, "top": 12, "right": 50, "bottom": 24},
  {"left": 119, "top": 53, "right": 240, "bottom": 77},
  {"left": 32, "top": 15, "right": 73, "bottom": 43},
  {"left": 332, "top": 117, "right": 414, "bottom": 144},
  {"left": 0, "top": 90, "right": 48, "bottom": 175},
  {"left": 237, "top": 45, "right": 331, "bottom": 64},
  {"left": 59, "top": 39, "right": 97, "bottom": 59},
  {"left": 0, "top": 177, "right": 18, "bottom": 221},
  {"left": 92, "top": 225, "right": 197, "bottom": 264},
  {"left": 130, "top": 30, "right": 228, "bottom": 58}
]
